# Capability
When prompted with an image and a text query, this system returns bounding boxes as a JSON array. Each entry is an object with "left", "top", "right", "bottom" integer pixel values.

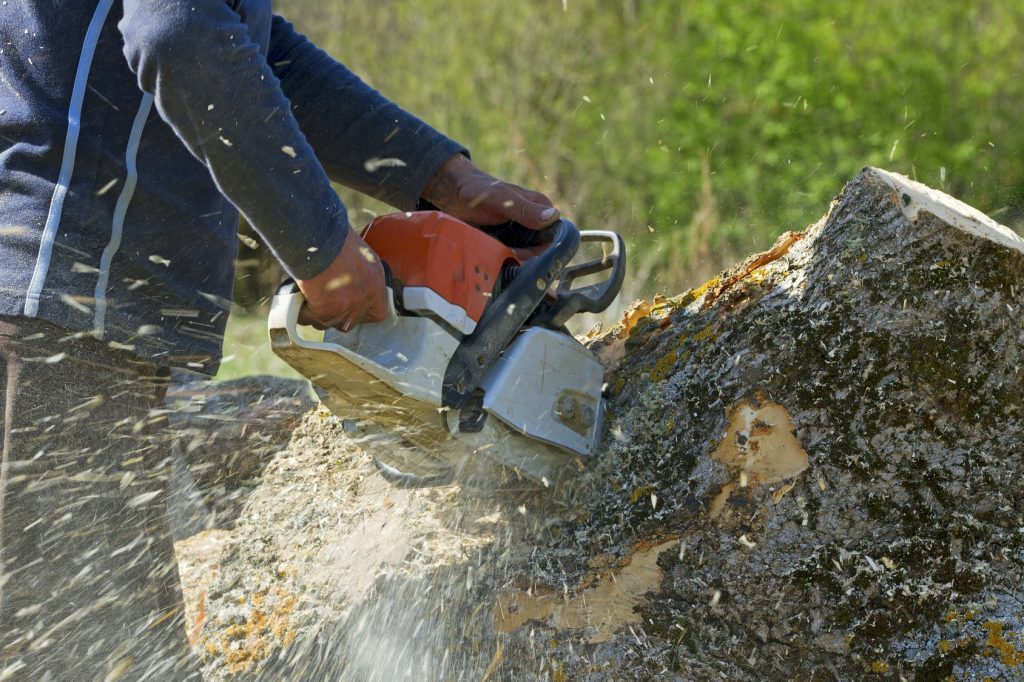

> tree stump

[
  {"left": 507, "top": 166, "right": 1024, "bottom": 679},
  {"left": 190, "top": 168, "right": 1024, "bottom": 680}
]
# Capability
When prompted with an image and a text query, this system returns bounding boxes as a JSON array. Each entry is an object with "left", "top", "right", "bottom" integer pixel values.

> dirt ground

[{"left": 175, "top": 408, "right": 552, "bottom": 679}]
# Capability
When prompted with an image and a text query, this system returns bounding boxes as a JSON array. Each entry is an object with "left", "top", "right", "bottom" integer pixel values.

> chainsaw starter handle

[
  {"left": 441, "top": 218, "right": 581, "bottom": 409},
  {"left": 533, "top": 230, "right": 626, "bottom": 329}
]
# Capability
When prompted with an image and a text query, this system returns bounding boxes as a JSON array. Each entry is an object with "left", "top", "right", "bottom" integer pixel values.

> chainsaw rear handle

[
  {"left": 533, "top": 230, "right": 626, "bottom": 329},
  {"left": 269, "top": 277, "right": 399, "bottom": 351},
  {"left": 442, "top": 218, "right": 581, "bottom": 409},
  {"left": 273, "top": 263, "right": 402, "bottom": 328},
  {"left": 274, "top": 262, "right": 399, "bottom": 297}
]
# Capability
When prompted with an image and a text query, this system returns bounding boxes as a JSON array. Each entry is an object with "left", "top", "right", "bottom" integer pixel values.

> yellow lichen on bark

[
  {"left": 982, "top": 621, "right": 1024, "bottom": 667},
  {"left": 201, "top": 585, "right": 299, "bottom": 674}
]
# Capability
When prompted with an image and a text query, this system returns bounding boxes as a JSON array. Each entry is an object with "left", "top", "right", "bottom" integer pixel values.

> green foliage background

[{"left": 242, "top": 0, "right": 1024, "bottom": 303}]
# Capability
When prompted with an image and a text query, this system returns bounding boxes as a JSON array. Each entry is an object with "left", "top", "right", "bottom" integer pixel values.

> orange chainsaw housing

[{"left": 361, "top": 211, "right": 521, "bottom": 325}]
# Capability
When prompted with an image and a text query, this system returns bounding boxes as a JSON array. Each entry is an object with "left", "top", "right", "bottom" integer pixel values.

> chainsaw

[{"left": 268, "top": 211, "right": 625, "bottom": 487}]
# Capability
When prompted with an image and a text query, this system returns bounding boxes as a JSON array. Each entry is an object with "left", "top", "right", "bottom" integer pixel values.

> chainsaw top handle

[
  {"left": 441, "top": 218, "right": 581, "bottom": 409},
  {"left": 531, "top": 230, "right": 626, "bottom": 329}
]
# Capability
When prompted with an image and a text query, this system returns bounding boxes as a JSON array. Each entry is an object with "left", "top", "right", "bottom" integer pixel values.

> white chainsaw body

[
  {"left": 268, "top": 288, "right": 604, "bottom": 484},
  {"left": 268, "top": 213, "right": 624, "bottom": 487}
]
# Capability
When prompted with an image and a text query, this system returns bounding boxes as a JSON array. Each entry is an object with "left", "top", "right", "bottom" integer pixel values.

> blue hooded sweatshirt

[{"left": 0, "top": 0, "right": 464, "bottom": 373}]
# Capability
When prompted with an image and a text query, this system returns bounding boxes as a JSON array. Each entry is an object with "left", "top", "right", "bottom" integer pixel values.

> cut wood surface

[{"left": 178, "top": 168, "right": 1024, "bottom": 680}]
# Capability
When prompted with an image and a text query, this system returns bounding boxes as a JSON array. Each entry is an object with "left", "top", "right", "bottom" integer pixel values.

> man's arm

[
  {"left": 119, "top": 2, "right": 557, "bottom": 330},
  {"left": 268, "top": 15, "right": 465, "bottom": 211},
  {"left": 120, "top": 0, "right": 387, "bottom": 328},
  {"left": 268, "top": 16, "right": 560, "bottom": 230}
]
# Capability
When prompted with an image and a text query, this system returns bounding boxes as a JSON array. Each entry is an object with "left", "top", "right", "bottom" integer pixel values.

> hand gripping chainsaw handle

[{"left": 272, "top": 261, "right": 400, "bottom": 327}]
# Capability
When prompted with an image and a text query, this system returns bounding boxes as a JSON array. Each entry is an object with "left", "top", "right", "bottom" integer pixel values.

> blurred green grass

[
  {"left": 215, "top": 312, "right": 304, "bottom": 382},
  {"left": 281, "top": 0, "right": 1024, "bottom": 298},
  {"left": 224, "top": 2, "right": 1024, "bottom": 380}
]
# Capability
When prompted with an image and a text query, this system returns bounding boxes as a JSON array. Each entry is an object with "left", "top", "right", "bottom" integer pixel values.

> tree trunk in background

[{"left": 183, "top": 168, "right": 1024, "bottom": 680}]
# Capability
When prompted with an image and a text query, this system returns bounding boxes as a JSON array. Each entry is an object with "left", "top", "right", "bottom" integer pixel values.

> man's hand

[
  {"left": 295, "top": 229, "right": 388, "bottom": 332},
  {"left": 421, "top": 154, "right": 559, "bottom": 230}
]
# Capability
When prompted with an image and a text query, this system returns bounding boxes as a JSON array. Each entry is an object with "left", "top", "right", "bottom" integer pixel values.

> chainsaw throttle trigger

[
  {"left": 532, "top": 230, "right": 626, "bottom": 329},
  {"left": 441, "top": 218, "right": 581, "bottom": 409},
  {"left": 379, "top": 262, "right": 407, "bottom": 314}
]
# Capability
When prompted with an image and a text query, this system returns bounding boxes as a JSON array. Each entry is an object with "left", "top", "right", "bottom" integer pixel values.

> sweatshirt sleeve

[
  {"left": 119, "top": 0, "right": 348, "bottom": 280},
  {"left": 267, "top": 15, "right": 467, "bottom": 211}
]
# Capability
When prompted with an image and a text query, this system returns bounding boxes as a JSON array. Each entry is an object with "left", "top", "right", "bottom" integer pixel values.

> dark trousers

[{"left": 0, "top": 318, "right": 199, "bottom": 681}]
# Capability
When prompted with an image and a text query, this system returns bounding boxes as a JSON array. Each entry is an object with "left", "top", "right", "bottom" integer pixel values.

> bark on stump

[
  {"left": 534, "top": 167, "right": 1024, "bottom": 680},
  {"left": 189, "top": 168, "right": 1024, "bottom": 680}
]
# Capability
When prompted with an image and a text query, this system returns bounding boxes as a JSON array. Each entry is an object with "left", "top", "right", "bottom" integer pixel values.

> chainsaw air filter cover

[{"left": 361, "top": 211, "right": 522, "bottom": 336}]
